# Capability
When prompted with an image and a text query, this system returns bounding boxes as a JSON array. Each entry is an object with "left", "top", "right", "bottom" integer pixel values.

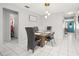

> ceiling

[{"left": 11, "top": 3, "right": 79, "bottom": 16}]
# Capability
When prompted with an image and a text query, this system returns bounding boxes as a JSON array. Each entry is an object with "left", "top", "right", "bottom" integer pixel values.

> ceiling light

[
  {"left": 45, "top": 16, "right": 47, "bottom": 19},
  {"left": 45, "top": 11, "right": 50, "bottom": 16},
  {"left": 45, "top": 11, "right": 48, "bottom": 14},
  {"left": 44, "top": 3, "right": 50, "bottom": 7},
  {"left": 48, "top": 13, "right": 50, "bottom": 16}
]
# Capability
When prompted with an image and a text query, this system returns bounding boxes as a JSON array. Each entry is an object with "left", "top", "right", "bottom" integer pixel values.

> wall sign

[{"left": 29, "top": 15, "right": 37, "bottom": 22}]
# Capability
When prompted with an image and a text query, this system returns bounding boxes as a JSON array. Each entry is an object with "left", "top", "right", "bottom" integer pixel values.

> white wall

[
  {"left": 0, "top": 3, "right": 42, "bottom": 50},
  {"left": 3, "top": 8, "right": 11, "bottom": 42},
  {"left": 0, "top": 6, "right": 3, "bottom": 45},
  {"left": 40, "top": 13, "right": 64, "bottom": 42},
  {"left": 13, "top": 12, "right": 18, "bottom": 38}
]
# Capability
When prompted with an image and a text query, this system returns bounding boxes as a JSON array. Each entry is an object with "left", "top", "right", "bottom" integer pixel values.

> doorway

[
  {"left": 67, "top": 21, "right": 75, "bottom": 32},
  {"left": 3, "top": 8, "right": 19, "bottom": 44},
  {"left": 63, "top": 16, "right": 76, "bottom": 40}
]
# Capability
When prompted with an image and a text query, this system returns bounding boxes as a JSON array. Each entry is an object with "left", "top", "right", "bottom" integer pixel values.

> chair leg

[
  {"left": 27, "top": 48, "right": 29, "bottom": 51},
  {"left": 32, "top": 49, "right": 34, "bottom": 53},
  {"left": 53, "top": 39, "right": 56, "bottom": 44},
  {"left": 51, "top": 39, "right": 56, "bottom": 47},
  {"left": 50, "top": 40, "right": 53, "bottom": 47}
]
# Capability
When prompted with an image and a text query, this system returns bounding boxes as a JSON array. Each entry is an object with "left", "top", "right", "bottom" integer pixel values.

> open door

[{"left": 3, "top": 8, "right": 19, "bottom": 43}]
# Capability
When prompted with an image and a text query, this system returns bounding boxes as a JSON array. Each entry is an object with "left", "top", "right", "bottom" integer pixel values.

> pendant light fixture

[
  {"left": 45, "top": 3, "right": 50, "bottom": 7},
  {"left": 44, "top": 3, "right": 50, "bottom": 19}
]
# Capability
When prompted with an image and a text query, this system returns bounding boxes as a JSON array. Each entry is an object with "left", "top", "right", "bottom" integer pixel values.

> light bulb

[
  {"left": 45, "top": 16, "right": 47, "bottom": 19},
  {"left": 45, "top": 11, "right": 48, "bottom": 14},
  {"left": 48, "top": 13, "right": 50, "bottom": 16}
]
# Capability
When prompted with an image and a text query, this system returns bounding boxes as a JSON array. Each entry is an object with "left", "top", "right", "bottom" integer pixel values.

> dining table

[{"left": 35, "top": 31, "right": 51, "bottom": 47}]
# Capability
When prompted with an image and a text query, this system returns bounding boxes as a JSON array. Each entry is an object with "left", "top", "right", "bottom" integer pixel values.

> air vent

[{"left": 25, "top": 5, "right": 30, "bottom": 8}]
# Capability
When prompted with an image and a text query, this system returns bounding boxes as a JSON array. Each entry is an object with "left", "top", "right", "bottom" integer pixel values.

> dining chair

[
  {"left": 47, "top": 32, "right": 56, "bottom": 46},
  {"left": 25, "top": 27, "right": 36, "bottom": 53},
  {"left": 34, "top": 26, "right": 39, "bottom": 32}
]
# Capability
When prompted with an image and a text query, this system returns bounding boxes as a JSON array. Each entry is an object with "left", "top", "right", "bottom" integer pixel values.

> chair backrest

[
  {"left": 34, "top": 26, "right": 39, "bottom": 32},
  {"left": 47, "top": 26, "right": 52, "bottom": 31},
  {"left": 25, "top": 27, "right": 36, "bottom": 49}
]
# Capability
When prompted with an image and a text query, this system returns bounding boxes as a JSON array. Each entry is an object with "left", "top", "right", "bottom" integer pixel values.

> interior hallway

[{"left": 0, "top": 33, "right": 79, "bottom": 56}]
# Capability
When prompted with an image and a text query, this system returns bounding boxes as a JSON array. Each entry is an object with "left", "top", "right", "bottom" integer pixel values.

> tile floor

[{"left": 0, "top": 33, "right": 79, "bottom": 56}]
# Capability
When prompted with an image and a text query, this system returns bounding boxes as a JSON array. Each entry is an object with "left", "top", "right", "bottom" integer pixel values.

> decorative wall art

[{"left": 29, "top": 15, "right": 37, "bottom": 22}]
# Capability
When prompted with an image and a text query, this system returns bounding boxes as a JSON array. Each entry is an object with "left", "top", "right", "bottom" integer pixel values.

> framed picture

[{"left": 29, "top": 15, "right": 37, "bottom": 22}]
